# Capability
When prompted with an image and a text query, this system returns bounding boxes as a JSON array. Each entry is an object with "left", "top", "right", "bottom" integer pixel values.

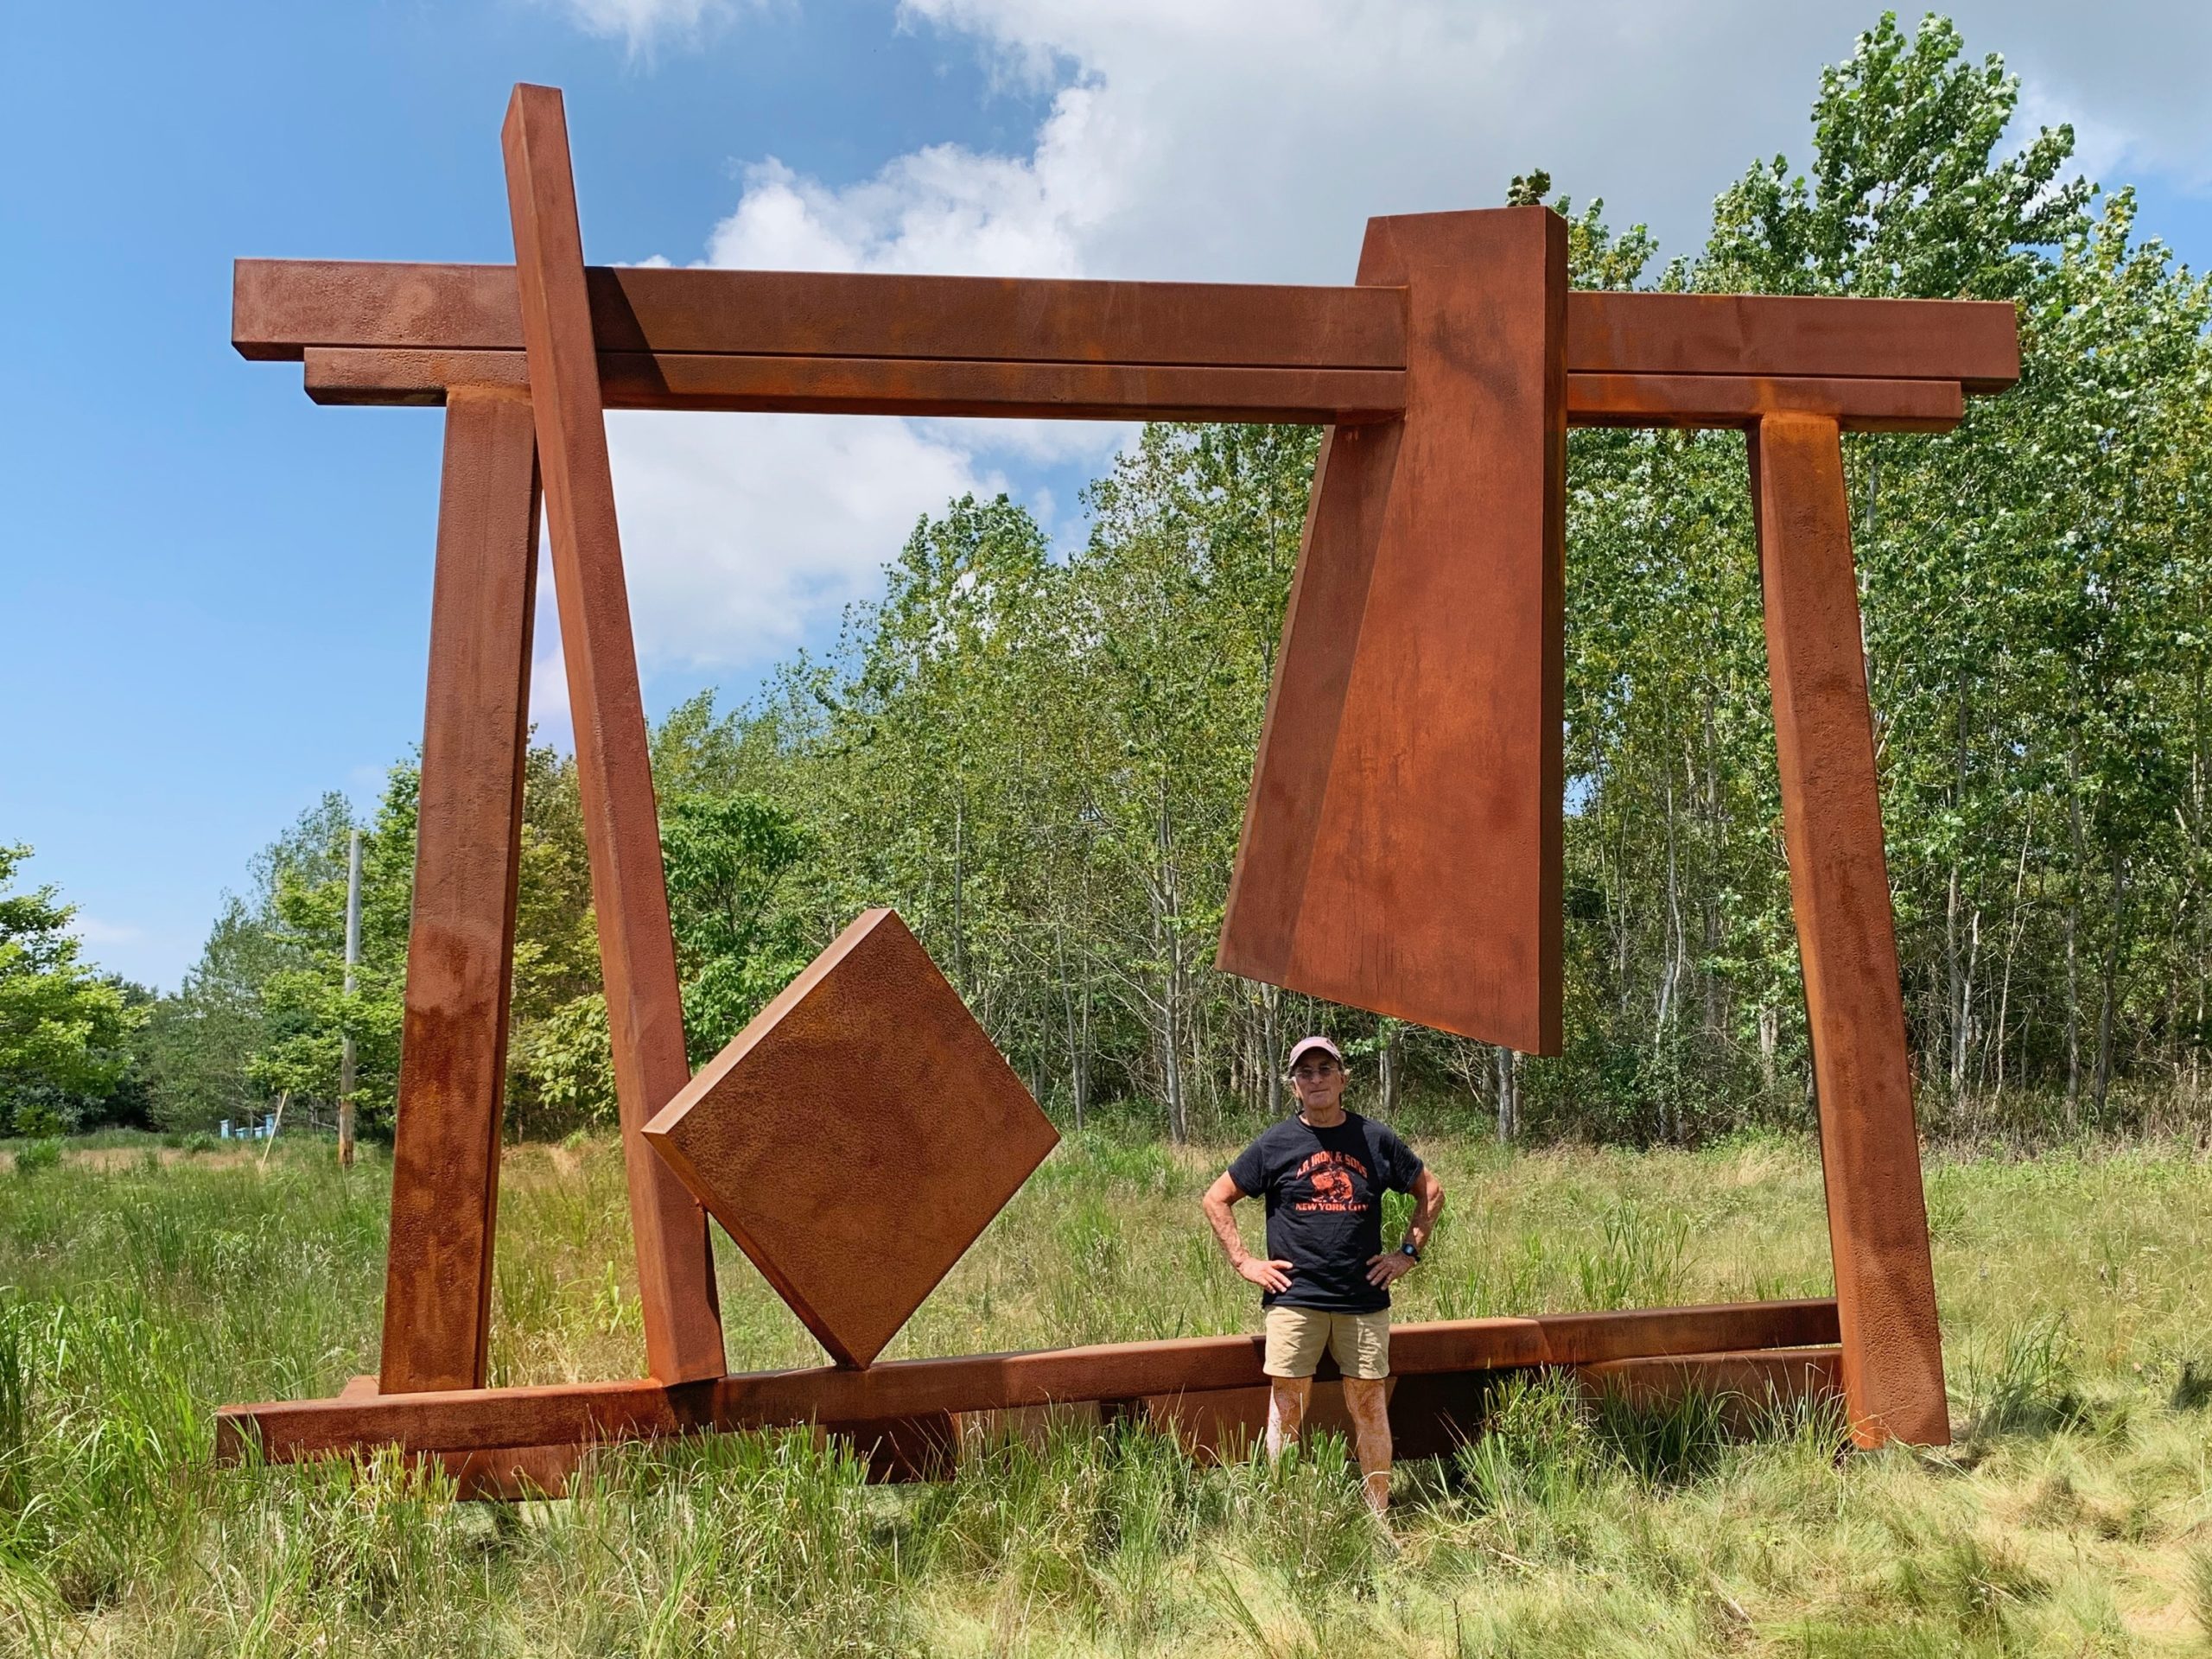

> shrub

[{"left": 12, "top": 1139, "right": 61, "bottom": 1175}]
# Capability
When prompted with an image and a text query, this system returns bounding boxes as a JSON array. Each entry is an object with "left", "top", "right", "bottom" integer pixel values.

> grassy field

[{"left": 2, "top": 1119, "right": 2209, "bottom": 1656}]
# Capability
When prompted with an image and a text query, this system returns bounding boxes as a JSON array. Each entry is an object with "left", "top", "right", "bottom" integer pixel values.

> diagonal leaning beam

[
  {"left": 503, "top": 82, "right": 726, "bottom": 1384},
  {"left": 381, "top": 387, "right": 541, "bottom": 1394},
  {"left": 1751, "top": 412, "right": 1947, "bottom": 1446}
]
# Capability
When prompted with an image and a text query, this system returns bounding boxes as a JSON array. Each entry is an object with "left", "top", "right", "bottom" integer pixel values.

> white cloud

[
  {"left": 703, "top": 82, "right": 1119, "bottom": 277},
  {"left": 527, "top": 410, "right": 1066, "bottom": 741},
  {"left": 893, "top": 0, "right": 2211, "bottom": 281},
  {"left": 551, "top": 0, "right": 739, "bottom": 53},
  {"left": 609, "top": 409, "right": 1008, "bottom": 671}
]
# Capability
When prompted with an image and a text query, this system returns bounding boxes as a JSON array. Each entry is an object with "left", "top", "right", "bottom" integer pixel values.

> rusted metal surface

[
  {"left": 380, "top": 387, "right": 540, "bottom": 1395},
  {"left": 1218, "top": 207, "right": 1567, "bottom": 1054},
  {"left": 825, "top": 1414, "right": 960, "bottom": 1483},
  {"left": 1567, "top": 372, "right": 1965, "bottom": 433},
  {"left": 216, "top": 1298, "right": 1840, "bottom": 1462},
  {"left": 1569, "top": 291, "right": 2018, "bottom": 391},
  {"left": 1751, "top": 412, "right": 1948, "bottom": 1449},
  {"left": 234, "top": 258, "right": 1408, "bottom": 367},
  {"left": 441, "top": 1441, "right": 585, "bottom": 1500},
  {"left": 301, "top": 346, "right": 1407, "bottom": 423},
  {"left": 503, "top": 83, "right": 725, "bottom": 1385},
  {"left": 236, "top": 258, "right": 2018, "bottom": 394},
  {"left": 643, "top": 909, "right": 1060, "bottom": 1370},
  {"left": 301, "top": 350, "right": 1961, "bottom": 435}
]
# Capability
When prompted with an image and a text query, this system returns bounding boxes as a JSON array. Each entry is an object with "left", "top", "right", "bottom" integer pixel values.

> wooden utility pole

[{"left": 338, "top": 827, "right": 362, "bottom": 1168}]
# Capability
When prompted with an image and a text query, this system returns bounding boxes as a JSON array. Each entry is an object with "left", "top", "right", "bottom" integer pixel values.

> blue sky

[{"left": 4, "top": 1, "right": 2209, "bottom": 990}]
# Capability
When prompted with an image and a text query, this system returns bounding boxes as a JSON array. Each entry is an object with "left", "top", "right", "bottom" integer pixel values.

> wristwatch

[{"left": 1400, "top": 1240, "right": 1421, "bottom": 1264}]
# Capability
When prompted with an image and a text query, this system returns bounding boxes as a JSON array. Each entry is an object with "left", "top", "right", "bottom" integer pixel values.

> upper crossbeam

[{"left": 234, "top": 259, "right": 2020, "bottom": 402}]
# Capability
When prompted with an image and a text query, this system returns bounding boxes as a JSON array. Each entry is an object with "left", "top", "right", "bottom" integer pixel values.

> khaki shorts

[{"left": 1262, "top": 1306, "right": 1390, "bottom": 1381}]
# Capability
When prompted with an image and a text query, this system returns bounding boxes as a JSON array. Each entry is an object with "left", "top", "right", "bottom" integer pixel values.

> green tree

[
  {"left": 662, "top": 792, "right": 814, "bottom": 1062},
  {"left": 0, "top": 844, "right": 141, "bottom": 1134},
  {"left": 138, "top": 896, "right": 285, "bottom": 1130},
  {"left": 247, "top": 785, "right": 410, "bottom": 1129}
]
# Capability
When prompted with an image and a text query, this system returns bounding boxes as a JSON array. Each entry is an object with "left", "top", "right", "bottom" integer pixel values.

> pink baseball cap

[{"left": 1285, "top": 1035, "right": 1344, "bottom": 1071}]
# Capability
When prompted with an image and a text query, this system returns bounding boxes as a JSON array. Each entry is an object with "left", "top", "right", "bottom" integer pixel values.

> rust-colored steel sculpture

[
  {"left": 213, "top": 82, "right": 2020, "bottom": 1485},
  {"left": 645, "top": 909, "right": 1059, "bottom": 1369}
]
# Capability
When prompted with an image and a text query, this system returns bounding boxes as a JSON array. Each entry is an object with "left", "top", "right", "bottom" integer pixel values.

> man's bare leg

[
  {"left": 1266, "top": 1376, "right": 1312, "bottom": 1460},
  {"left": 1342, "top": 1378, "right": 1393, "bottom": 1515}
]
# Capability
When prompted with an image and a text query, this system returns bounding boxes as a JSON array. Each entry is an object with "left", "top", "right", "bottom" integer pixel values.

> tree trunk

[
  {"left": 1376, "top": 1018, "right": 1402, "bottom": 1119},
  {"left": 2066, "top": 747, "right": 2086, "bottom": 1116},
  {"left": 2094, "top": 852, "right": 2126, "bottom": 1120},
  {"left": 1259, "top": 983, "right": 1283, "bottom": 1118}
]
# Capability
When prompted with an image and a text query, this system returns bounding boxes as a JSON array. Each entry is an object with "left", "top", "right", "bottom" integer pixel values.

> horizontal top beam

[
  {"left": 235, "top": 259, "right": 2019, "bottom": 391},
  {"left": 1571, "top": 290, "right": 2017, "bottom": 392},
  {"left": 235, "top": 260, "right": 1410, "bottom": 372}
]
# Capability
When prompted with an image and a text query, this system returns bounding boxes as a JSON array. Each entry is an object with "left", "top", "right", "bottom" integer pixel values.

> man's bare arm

[
  {"left": 1405, "top": 1167, "right": 1446, "bottom": 1253},
  {"left": 1202, "top": 1172, "right": 1293, "bottom": 1294},
  {"left": 1366, "top": 1166, "right": 1446, "bottom": 1286}
]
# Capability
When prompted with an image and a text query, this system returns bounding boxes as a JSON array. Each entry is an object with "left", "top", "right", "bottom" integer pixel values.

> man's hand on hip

[
  {"left": 1236, "top": 1256, "right": 1294, "bottom": 1294},
  {"left": 1364, "top": 1250, "right": 1416, "bottom": 1288}
]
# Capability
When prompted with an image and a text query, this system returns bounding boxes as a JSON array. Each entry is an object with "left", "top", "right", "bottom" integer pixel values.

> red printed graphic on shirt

[{"left": 1289, "top": 1149, "right": 1370, "bottom": 1213}]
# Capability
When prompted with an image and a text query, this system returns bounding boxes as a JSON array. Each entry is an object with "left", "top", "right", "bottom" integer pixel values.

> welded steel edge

[
  {"left": 235, "top": 257, "right": 2020, "bottom": 389},
  {"left": 218, "top": 1298, "right": 1840, "bottom": 1462}
]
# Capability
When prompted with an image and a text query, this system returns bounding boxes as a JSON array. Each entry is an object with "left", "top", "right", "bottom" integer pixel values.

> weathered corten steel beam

[
  {"left": 379, "top": 387, "right": 540, "bottom": 1395},
  {"left": 1567, "top": 290, "right": 2017, "bottom": 391},
  {"left": 503, "top": 84, "right": 727, "bottom": 1385},
  {"left": 1751, "top": 411, "right": 1948, "bottom": 1447},
  {"left": 296, "top": 349, "right": 1967, "bottom": 434},
  {"left": 299, "top": 346, "right": 1409, "bottom": 423},
  {"left": 217, "top": 1298, "right": 1840, "bottom": 1463},
  {"left": 1567, "top": 372, "right": 1965, "bottom": 432},
  {"left": 232, "top": 256, "right": 2019, "bottom": 390},
  {"left": 232, "top": 260, "right": 1409, "bottom": 368}
]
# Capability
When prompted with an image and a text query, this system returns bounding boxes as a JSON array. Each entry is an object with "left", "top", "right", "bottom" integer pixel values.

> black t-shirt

[{"left": 1226, "top": 1111, "right": 1424, "bottom": 1313}]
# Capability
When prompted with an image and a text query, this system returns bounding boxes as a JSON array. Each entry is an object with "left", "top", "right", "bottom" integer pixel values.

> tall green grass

[{"left": 1, "top": 1126, "right": 2209, "bottom": 1653}]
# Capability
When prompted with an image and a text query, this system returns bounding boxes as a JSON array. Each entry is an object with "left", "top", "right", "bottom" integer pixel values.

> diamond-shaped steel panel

[{"left": 643, "top": 908, "right": 1058, "bottom": 1369}]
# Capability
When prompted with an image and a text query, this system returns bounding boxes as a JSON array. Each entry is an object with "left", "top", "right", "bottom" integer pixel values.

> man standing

[{"left": 1202, "top": 1036, "right": 1445, "bottom": 1516}]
